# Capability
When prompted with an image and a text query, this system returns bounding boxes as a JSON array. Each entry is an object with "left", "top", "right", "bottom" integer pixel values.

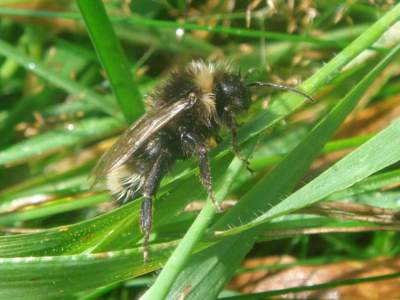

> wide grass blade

[
  {"left": 0, "top": 193, "right": 108, "bottom": 225},
  {"left": 0, "top": 248, "right": 169, "bottom": 300},
  {"left": 0, "top": 117, "right": 123, "bottom": 166},
  {"left": 0, "top": 7, "right": 343, "bottom": 46},
  {"left": 237, "top": 117, "right": 400, "bottom": 232},
  {"left": 77, "top": 0, "right": 144, "bottom": 122}
]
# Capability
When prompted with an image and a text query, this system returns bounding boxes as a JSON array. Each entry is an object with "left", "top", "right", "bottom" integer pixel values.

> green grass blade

[
  {"left": 0, "top": 163, "right": 91, "bottom": 198},
  {"left": 0, "top": 39, "right": 119, "bottom": 119},
  {"left": 245, "top": 117, "right": 400, "bottom": 231},
  {"left": 0, "top": 7, "right": 344, "bottom": 46},
  {"left": 0, "top": 155, "right": 232, "bottom": 257},
  {"left": 0, "top": 248, "right": 169, "bottom": 300},
  {"left": 77, "top": 0, "right": 144, "bottom": 122},
  {"left": 0, "top": 117, "right": 123, "bottom": 166},
  {"left": 328, "top": 168, "right": 400, "bottom": 200},
  {"left": 0, "top": 200, "right": 141, "bottom": 257},
  {"left": 144, "top": 149, "right": 252, "bottom": 299},
  {"left": 0, "top": 193, "right": 108, "bottom": 224}
]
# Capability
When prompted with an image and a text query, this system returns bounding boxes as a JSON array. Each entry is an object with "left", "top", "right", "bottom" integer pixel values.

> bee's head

[{"left": 215, "top": 73, "right": 250, "bottom": 118}]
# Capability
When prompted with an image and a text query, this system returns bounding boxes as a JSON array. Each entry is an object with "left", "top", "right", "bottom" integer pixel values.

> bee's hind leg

[{"left": 140, "top": 152, "right": 170, "bottom": 263}]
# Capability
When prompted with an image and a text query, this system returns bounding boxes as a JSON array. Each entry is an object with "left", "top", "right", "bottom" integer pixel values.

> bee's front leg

[
  {"left": 197, "top": 143, "right": 222, "bottom": 212},
  {"left": 224, "top": 107, "right": 254, "bottom": 174},
  {"left": 180, "top": 129, "right": 222, "bottom": 212}
]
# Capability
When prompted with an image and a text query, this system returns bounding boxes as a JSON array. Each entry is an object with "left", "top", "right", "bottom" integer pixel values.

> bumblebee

[{"left": 92, "top": 60, "right": 312, "bottom": 261}]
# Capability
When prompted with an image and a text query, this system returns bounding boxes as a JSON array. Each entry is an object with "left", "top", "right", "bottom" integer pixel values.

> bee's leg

[
  {"left": 181, "top": 130, "right": 222, "bottom": 212},
  {"left": 140, "top": 152, "right": 170, "bottom": 263},
  {"left": 224, "top": 108, "right": 254, "bottom": 174},
  {"left": 198, "top": 144, "right": 222, "bottom": 212}
]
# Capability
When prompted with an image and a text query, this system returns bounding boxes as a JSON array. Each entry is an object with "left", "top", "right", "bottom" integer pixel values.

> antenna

[{"left": 247, "top": 81, "right": 315, "bottom": 102}]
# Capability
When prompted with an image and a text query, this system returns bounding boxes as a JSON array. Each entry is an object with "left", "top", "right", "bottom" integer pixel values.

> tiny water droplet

[
  {"left": 176, "top": 28, "right": 185, "bottom": 41},
  {"left": 65, "top": 123, "right": 75, "bottom": 131},
  {"left": 27, "top": 62, "right": 36, "bottom": 70}
]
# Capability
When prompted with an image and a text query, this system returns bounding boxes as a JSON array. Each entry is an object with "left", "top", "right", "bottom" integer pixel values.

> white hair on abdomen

[{"left": 106, "top": 164, "right": 144, "bottom": 202}]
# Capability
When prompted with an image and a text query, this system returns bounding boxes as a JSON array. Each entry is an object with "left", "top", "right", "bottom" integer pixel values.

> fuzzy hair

[
  {"left": 106, "top": 164, "right": 144, "bottom": 203},
  {"left": 186, "top": 60, "right": 232, "bottom": 126}
]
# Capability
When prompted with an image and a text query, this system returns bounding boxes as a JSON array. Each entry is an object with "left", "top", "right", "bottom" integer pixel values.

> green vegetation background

[{"left": 0, "top": 1, "right": 399, "bottom": 299}]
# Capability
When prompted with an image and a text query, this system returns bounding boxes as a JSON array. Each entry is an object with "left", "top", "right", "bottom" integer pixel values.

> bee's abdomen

[{"left": 106, "top": 164, "right": 144, "bottom": 203}]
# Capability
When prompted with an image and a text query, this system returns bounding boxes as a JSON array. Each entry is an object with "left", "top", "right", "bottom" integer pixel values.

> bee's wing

[{"left": 91, "top": 97, "right": 196, "bottom": 184}]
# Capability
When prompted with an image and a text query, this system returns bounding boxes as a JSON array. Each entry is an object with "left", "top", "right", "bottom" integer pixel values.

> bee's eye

[{"left": 215, "top": 73, "right": 250, "bottom": 113}]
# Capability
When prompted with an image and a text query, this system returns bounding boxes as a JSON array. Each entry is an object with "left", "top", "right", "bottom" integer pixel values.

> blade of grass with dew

[
  {"left": 0, "top": 188, "right": 396, "bottom": 297},
  {"left": 0, "top": 193, "right": 108, "bottom": 225},
  {"left": 0, "top": 38, "right": 119, "bottom": 119},
  {"left": 0, "top": 172, "right": 90, "bottom": 205},
  {"left": 0, "top": 199, "right": 141, "bottom": 257},
  {"left": 0, "top": 39, "right": 95, "bottom": 148},
  {"left": 3, "top": 215, "right": 389, "bottom": 299},
  {"left": 336, "top": 190, "right": 400, "bottom": 210},
  {"left": 222, "top": 116, "right": 400, "bottom": 237},
  {"left": 165, "top": 10, "right": 400, "bottom": 297},
  {"left": 0, "top": 153, "right": 234, "bottom": 257},
  {"left": 250, "top": 133, "right": 373, "bottom": 172},
  {"left": 0, "top": 7, "right": 344, "bottom": 47},
  {"left": 248, "top": 123, "right": 372, "bottom": 172},
  {"left": 256, "top": 216, "right": 400, "bottom": 241},
  {"left": 327, "top": 168, "right": 400, "bottom": 201},
  {"left": 0, "top": 163, "right": 92, "bottom": 198},
  {"left": 77, "top": 0, "right": 144, "bottom": 122},
  {"left": 0, "top": 7, "right": 217, "bottom": 57},
  {"left": 160, "top": 214, "right": 400, "bottom": 246},
  {"left": 42, "top": 97, "right": 107, "bottom": 118},
  {"left": 0, "top": 7, "right": 368, "bottom": 58},
  {"left": 0, "top": 247, "right": 174, "bottom": 300},
  {"left": 123, "top": 16, "right": 344, "bottom": 47},
  {"left": 0, "top": 117, "right": 123, "bottom": 166},
  {"left": 116, "top": 25, "right": 216, "bottom": 56},
  {"left": 143, "top": 144, "right": 255, "bottom": 299}
]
